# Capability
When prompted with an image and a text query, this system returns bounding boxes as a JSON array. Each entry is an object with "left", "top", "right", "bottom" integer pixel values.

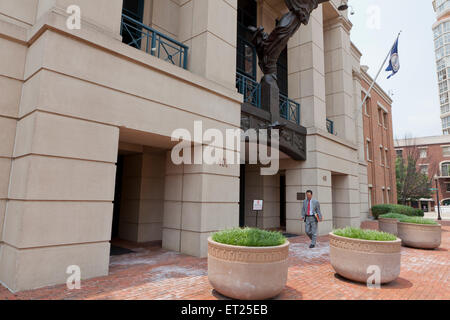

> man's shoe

[{"left": 309, "top": 244, "right": 315, "bottom": 248}]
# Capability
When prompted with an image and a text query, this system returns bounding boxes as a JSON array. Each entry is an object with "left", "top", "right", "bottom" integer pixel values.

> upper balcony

[
  {"left": 120, "top": 12, "right": 188, "bottom": 70},
  {"left": 236, "top": 72, "right": 300, "bottom": 125}
]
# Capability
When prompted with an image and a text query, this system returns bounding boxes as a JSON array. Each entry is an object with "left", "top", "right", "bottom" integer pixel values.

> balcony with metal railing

[
  {"left": 236, "top": 72, "right": 300, "bottom": 125},
  {"left": 120, "top": 13, "right": 189, "bottom": 69}
]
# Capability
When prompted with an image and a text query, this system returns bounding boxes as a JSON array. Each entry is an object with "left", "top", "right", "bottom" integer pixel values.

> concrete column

[
  {"left": 163, "top": 149, "right": 240, "bottom": 257},
  {"left": 143, "top": 0, "right": 180, "bottom": 41},
  {"left": 0, "top": 35, "right": 25, "bottom": 266},
  {"left": 331, "top": 174, "right": 361, "bottom": 228},
  {"left": 179, "top": 0, "right": 237, "bottom": 89},
  {"left": 323, "top": 17, "right": 355, "bottom": 142},
  {"left": 288, "top": 6, "right": 327, "bottom": 130},
  {"left": 119, "top": 151, "right": 165, "bottom": 243},
  {"left": 0, "top": 111, "right": 119, "bottom": 293},
  {"left": 352, "top": 72, "right": 369, "bottom": 220},
  {"left": 283, "top": 160, "right": 333, "bottom": 236},
  {"left": 0, "top": 20, "right": 25, "bottom": 292}
]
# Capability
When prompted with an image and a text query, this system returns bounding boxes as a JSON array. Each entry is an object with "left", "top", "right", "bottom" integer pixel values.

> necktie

[{"left": 307, "top": 200, "right": 311, "bottom": 216}]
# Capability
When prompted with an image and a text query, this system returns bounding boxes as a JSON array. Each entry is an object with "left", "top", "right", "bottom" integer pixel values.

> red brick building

[
  {"left": 395, "top": 135, "right": 450, "bottom": 211},
  {"left": 361, "top": 67, "right": 398, "bottom": 209}
]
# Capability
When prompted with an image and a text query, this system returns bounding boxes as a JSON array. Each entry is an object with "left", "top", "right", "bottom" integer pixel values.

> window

[
  {"left": 396, "top": 149, "right": 403, "bottom": 158},
  {"left": 442, "top": 162, "right": 450, "bottom": 176},
  {"left": 237, "top": 0, "right": 258, "bottom": 79},
  {"left": 363, "top": 95, "right": 371, "bottom": 115},
  {"left": 385, "top": 149, "right": 390, "bottom": 167},
  {"left": 419, "top": 148, "right": 428, "bottom": 159},
  {"left": 438, "top": 69, "right": 447, "bottom": 82},
  {"left": 383, "top": 112, "right": 388, "bottom": 128},
  {"left": 366, "top": 139, "right": 372, "bottom": 161},
  {"left": 440, "top": 92, "right": 449, "bottom": 105},
  {"left": 378, "top": 108, "right": 383, "bottom": 125},
  {"left": 387, "top": 189, "right": 391, "bottom": 203},
  {"left": 443, "top": 116, "right": 450, "bottom": 129},
  {"left": 441, "top": 104, "right": 450, "bottom": 114},
  {"left": 439, "top": 80, "right": 448, "bottom": 93},
  {"left": 443, "top": 146, "right": 450, "bottom": 156},
  {"left": 447, "top": 183, "right": 450, "bottom": 192},
  {"left": 420, "top": 165, "right": 429, "bottom": 175},
  {"left": 381, "top": 188, "right": 385, "bottom": 204},
  {"left": 380, "top": 146, "right": 384, "bottom": 166}
]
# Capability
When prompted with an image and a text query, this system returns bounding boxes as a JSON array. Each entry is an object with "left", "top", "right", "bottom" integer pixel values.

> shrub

[
  {"left": 212, "top": 228, "right": 286, "bottom": 247},
  {"left": 399, "top": 217, "right": 439, "bottom": 225},
  {"left": 371, "top": 204, "right": 424, "bottom": 219},
  {"left": 379, "top": 213, "right": 408, "bottom": 220},
  {"left": 333, "top": 227, "right": 397, "bottom": 241}
]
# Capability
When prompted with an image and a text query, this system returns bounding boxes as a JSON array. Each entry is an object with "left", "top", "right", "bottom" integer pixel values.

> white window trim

[{"left": 377, "top": 101, "right": 388, "bottom": 113}]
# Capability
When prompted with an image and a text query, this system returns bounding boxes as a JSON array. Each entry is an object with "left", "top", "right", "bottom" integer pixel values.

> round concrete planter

[
  {"left": 207, "top": 237, "right": 290, "bottom": 300},
  {"left": 329, "top": 233, "right": 401, "bottom": 284},
  {"left": 397, "top": 222, "right": 441, "bottom": 249},
  {"left": 378, "top": 217, "right": 399, "bottom": 236}
]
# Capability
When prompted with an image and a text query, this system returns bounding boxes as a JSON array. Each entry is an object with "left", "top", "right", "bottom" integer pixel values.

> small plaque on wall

[{"left": 297, "top": 193, "right": 306, "bottom": 201}]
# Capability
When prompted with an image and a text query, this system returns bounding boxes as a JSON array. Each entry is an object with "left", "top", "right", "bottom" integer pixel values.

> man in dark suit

[{"left": 301, "top": 190, "right": 323, "bottom": 248}]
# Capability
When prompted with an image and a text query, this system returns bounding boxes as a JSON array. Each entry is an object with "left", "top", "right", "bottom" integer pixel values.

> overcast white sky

[{"left": 348, "top": 0, "right": 442, "bottom": 139}]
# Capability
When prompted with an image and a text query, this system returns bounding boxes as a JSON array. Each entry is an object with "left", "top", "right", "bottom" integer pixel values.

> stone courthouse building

[{"left": 0, "top": 0, "right": 376, "bottom": 292}]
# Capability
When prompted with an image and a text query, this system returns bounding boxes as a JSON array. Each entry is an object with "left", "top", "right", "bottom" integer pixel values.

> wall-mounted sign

[{"left": 253, "top": 200, "right": 263, "bottom": 211}]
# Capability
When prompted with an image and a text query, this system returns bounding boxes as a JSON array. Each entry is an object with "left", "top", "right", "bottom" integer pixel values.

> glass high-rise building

[{"left": 433, "top": 0, "right": 450, "bottom": 134}]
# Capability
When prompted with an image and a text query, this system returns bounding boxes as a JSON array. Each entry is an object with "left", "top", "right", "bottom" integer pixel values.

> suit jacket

[{"left": 302, "top": 199, "right": 322, "bottom": 221}]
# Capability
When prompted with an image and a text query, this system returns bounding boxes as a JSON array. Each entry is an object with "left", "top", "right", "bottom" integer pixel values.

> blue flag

[{"left": 386, "top": 37, "right": 400, "bottom": 79}]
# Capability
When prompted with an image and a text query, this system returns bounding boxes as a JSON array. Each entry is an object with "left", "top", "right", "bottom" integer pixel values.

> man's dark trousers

[{"left": 305, "top": 216, "right": 318, "bottom": 246}]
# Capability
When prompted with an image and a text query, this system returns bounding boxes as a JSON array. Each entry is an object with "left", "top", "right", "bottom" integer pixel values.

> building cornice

[{"left": 323, "top": 15, "right": 353, "bottom": 33}]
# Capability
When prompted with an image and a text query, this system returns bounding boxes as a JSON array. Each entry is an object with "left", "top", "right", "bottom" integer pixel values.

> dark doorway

[
  {"left": 280, "top": 174, "right": 286, "bottom": 229},
  {"left": 112, "top": 155, "right": 124, "bottom": 239},
  {"left": 239, "top": 164, "right": 246, "bottom": 227},
  {"left": 121, "top": 0, "right": 145, "bottom": 49}
]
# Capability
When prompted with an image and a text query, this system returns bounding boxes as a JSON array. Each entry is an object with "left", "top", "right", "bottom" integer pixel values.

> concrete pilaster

[
  {"left": 0, "top": 111, "right": 119, "bottom": 292},
  {"left": 288, "top": 6, "right": 327, "bottom": 131},
  {"left": 179, "top": 0, "right": 237, "bottom": 89},
  {"left": 162, "top": 149, "right": 240, "bottom": 258}
]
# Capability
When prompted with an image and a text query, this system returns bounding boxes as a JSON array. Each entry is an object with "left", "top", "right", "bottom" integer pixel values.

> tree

[{"left": 395, "top": 137, "right": 437, "bottom": 205}]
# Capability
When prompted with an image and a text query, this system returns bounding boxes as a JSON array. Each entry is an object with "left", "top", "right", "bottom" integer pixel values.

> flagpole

[{"left": 359, "top": 31, "right": 402, "bottom": 112}]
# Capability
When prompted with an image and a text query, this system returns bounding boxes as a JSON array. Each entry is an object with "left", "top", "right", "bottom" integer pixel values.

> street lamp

[{"left": 434, "top": 174, "right": 442, "bottom": 221}]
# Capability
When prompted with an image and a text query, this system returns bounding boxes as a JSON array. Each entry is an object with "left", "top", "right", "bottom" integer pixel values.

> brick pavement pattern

[{"left": 0, "top": 221, "right": 449, "bottom": 300}]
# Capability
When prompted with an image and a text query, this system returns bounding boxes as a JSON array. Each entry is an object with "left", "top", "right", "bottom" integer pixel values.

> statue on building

[
  {"left": 249, "top": 0, "right": 329, "bottom": 81},
  {"left": 248, "top": 0, "right": 330, "bottom": 114}
]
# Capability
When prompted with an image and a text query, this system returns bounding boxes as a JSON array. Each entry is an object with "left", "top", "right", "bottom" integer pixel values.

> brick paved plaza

[{"left": 1, "top": 221, "right": 448, "bottom": 300}]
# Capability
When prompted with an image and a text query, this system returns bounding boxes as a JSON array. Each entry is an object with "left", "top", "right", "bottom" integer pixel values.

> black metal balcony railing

[
  {"left": 120, "top": 13, "right": 189, "bottom": 69},
  {"left": 326, "top": 118, "right": 335, "bottom": 135},
  {"left": 236, "top": 72, "right": 300, "bottom": 125},
  {"left": 280, "top": 94, "right": 300, "bottom": 125},
  {"left": 236, "top": 72, "right": 261, "bottom": 108}
]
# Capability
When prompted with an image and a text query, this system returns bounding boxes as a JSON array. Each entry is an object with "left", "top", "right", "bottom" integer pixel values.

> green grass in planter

[
  {"left": 333, "top": 227, "right": 397, "bottom": 241},
  {"left": 379, "top": 213, "right": 408, "bottom": 220},
  {"left": 212, "top": 228, "right": 286, "bottom": 247},
  {"left": 399, "top": 217, "right": 439, "bottom": 225}
]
